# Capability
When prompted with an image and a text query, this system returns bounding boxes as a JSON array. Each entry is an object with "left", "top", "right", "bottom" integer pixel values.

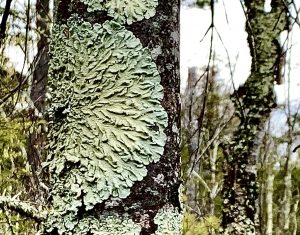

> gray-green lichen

[
  {"left": 80, "top": 0, "right": 158, "bottom": 24},
  {"left": 46, "top": 212, "right": 141, "bottom": 234},
  {"left": 154, "top": 205, "right": 183, "bottom": 235},
  {"left": 76, "top": 214, "right": 141, "bottom": 234},
  {"left": 46, "top": 16, "right": 167, "bottom": 233}
]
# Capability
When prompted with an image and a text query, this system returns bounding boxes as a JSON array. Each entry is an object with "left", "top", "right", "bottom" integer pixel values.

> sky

[
  {"left": 1, "top": 0, "right": 38, "bottom": 74},
  {"left": 181, "top": 0, "right": 250, "bottom": 91}
]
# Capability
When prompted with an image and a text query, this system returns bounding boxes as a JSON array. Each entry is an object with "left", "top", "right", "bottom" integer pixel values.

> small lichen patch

[
  {"left": 47, "top": 213, "right": 141, "bottom": 234},
  {"left": 46, "top": 16, "right": 167, "bottom": 233},
  {"left": 154, "top": 205, "right": 183, "bottom": 235},
  {"left": 75, "top": 214, "right": 142, "bottom": 234},
  {"left": 80, "top": 0, "right": 158, "bottom": 24}
]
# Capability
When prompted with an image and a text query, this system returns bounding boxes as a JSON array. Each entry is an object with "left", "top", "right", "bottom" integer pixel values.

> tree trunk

[
  {"left": 31, "top": 0, "right": 50, "bottom": 113},
  {"left": 280, "top": 146, "right": 293, "bottom": 233},
  {"left": 261, "top": 135, "right": 276, "bottom": 235},
  {"left": 27, "top": 0, "right": 50, "bottom": 201},
  {"left": 209, "top": 141, "right": 219, "bottom": 216},
  {"left": 221, "top": 0, "right": 289, "bottom": 234},
  {"left": 278, "top": 92, "right": 295, "bottom": 233},
  {"left": 265, "top": 164, "right": 275, "bottom": 235},
  {"left": 291, "top": 199, "right": 299, "bottom": 235},
  {"left": 183, "top": 67, "right": 201, "bottom": 212},
  {"left": 45, "top": 0, "right": 181, "bottom": 234}
]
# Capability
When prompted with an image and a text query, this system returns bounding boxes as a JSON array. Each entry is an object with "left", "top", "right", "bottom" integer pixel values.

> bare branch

[{"left": 0, "top": 0, "right": 13, "bottom": 43}]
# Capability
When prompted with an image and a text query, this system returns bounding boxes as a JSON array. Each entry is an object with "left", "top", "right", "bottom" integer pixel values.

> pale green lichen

[
  {"left": 154, "top": 205, "right": 183, "bottom": 235},
  {"left": 47, "top": 212, "right": 141, "bottom": 234},
  {"left": 75, "top": 214, "right": 141, "bottom": 234},
  {"left": 80, "top": 0, "right": 158, "bottom": 24},
  {"left": 46, "top": 16, "right": 167, "bottom": 233}
]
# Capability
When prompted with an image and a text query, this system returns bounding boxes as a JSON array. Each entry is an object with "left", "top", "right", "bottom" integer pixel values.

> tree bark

[
  {"left": 27, "top": 0, "right": 50, "bottom": 201},
  {"left": 31, "top": 0, "right": 50, "bottom": 113},
  {"left": 221, "top": 1, "right": 289, "bottom": 234},
  {"left": 45, "top": 0, "right": 181, "bottom": 234},
  {"left": 278, "top": 87, "right": 295, "bottom": 233},
  {"left": 183, "top": 67, "right": 201, "bottom": 212}
]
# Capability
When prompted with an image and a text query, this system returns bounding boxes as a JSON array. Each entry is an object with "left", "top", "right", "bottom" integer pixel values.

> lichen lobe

[
  {"left": 79, "top": 0, "right": 158, "bottom": 24},
  {"left": 46, "top": 17, "right": 167, "bottom": 233}
]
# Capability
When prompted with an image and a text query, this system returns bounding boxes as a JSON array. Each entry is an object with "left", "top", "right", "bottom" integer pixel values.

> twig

[
  {"left": 0, "top": 0, "right": 13, "bottom": 43},
  {"left": 0, "top": 196, "right": 46, "bottom": 223}
]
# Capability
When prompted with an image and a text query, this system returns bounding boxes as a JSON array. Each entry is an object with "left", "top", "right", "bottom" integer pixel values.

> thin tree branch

[
  {"left": 0, "top": 196, "right": 46, "bottom": 223},
  {"left": 293, "top": 145, "right": 300, "bottom": 152},
  {"left": 0, "top": 0, "right": 13, "bottom": 43}
]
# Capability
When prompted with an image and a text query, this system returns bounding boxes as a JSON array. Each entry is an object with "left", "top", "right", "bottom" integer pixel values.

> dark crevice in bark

[
  {"left": 56, "top": 0, "right": 113, "bottom": 25},
  {"left": 56, "top": 0, "right": 72, "bottom": 24}
]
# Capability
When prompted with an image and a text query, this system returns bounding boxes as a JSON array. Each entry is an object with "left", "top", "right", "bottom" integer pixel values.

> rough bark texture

[
  {"left": 27, "top": 0, "right": 50, "bottom": 201},
  {"left": 31, "top": 0, "right": 50, "bottom": 113},
  {"left": 46, "top": 0, "right": 181, "bottom": 234},
  {"left": 221, "top": 0, "right": 289, "bottom": 234}
]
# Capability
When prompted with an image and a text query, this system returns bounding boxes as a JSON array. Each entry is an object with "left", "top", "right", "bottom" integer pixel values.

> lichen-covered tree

[
  {"left": 221, "top": 0, "right": 289, "bottom": 234},
  {"left": 45, "top": 0, "right": 181, "bottom": 234}
]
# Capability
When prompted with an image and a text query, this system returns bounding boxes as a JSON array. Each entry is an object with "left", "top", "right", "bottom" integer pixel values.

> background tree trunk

[
  {"left": 45, "top": 0, "right": 181, "bottom": 234},
  {"left": 27, "top": 0, "right": 50, "bottom": 202},
  {"left": 222, "top": 0, "right": 289, "bottom": 234}
]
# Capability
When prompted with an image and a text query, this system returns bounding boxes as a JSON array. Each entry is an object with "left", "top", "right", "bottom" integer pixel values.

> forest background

[{"left": 0, "top": 0, "right": 299, "bottom": 234}]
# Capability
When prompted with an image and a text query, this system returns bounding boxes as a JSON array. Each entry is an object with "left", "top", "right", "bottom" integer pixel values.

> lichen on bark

[
  {"left": 79, "top": 0, "right": 158, "bottom": 24},
  {"left": 221, "top": 0, "right": 289, "bottom": 234},
  {"left": 154, "top": 205, "right": 183, "bottom": 235},
  {"left": 46, "top": 17, "right": 167, "bottom": 233},
  {"left": 74, "top": 214, "right": 142, "bottom": 234},
  {"left": 45, "top": 0, "right": 180, "bottom": 233}
]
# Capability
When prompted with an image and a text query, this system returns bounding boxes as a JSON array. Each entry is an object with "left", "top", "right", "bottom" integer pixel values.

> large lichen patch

[
  {"left": 46, "top": 17, "right": 167, "bottom": 232},
  {"left": 80, "top": 0, "right": 158, "bottom": 24}
]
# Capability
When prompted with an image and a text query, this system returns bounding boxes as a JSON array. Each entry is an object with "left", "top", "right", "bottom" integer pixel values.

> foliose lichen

[
  {"left": 46, "top": 211, "right": 141, "bottom": 234},
  {"left": 46, "top": 16, "right": 167, "bottom": 233},
  {"left": 79, "top": 0, "right": 158, "bottom": 24},
  {"left": 154, "top": 205, "right": 183, "bottom": 235},
  {"left": 76, "top": 214, "right": 141, "bottom": 234}
]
